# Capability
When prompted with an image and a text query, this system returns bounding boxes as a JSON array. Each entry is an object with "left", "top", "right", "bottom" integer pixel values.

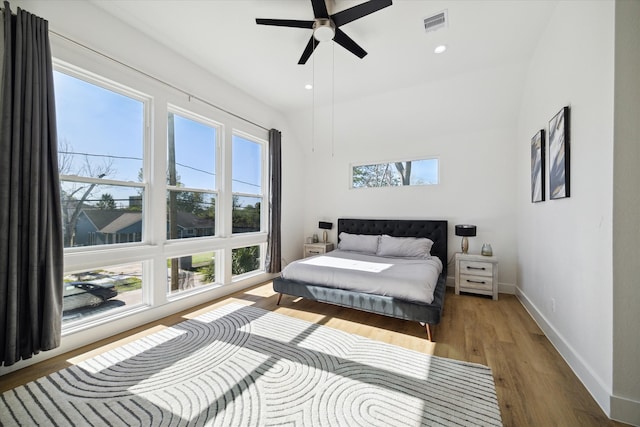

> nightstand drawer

[
  {"left": 459, "top": 260, "right": 493, "bottom": 277},
  {"left": 303, "top": 242, "right": 334, "bottom": 258},
  {"left": 459, "top": 274, "right": 493, "bottom": 291},
  {"left": 304, "top": 247, "right": 325, "bottom": 257}
]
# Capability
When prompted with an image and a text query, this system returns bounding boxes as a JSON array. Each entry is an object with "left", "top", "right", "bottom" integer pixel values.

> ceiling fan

[{"left": 256, "top": 0, "right": 393, "bottom": 65}]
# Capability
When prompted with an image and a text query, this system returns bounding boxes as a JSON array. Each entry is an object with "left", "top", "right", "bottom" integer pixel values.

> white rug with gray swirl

[{"left": 0, "top": 303, "right": 502, "bottom": 426}]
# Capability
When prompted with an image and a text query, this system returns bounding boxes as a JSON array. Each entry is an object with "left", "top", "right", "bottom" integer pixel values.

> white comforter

[{"left": 281, "top": 249, "right": 443, "bottom": 304}]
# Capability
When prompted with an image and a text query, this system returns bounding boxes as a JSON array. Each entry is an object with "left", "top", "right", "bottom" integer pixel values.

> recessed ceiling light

[
  {"left": 434, "top": 45, "right": 447, "bottom": 54},
  {"left": 305, "top": 84, "right": 313, "bottom": 90}
]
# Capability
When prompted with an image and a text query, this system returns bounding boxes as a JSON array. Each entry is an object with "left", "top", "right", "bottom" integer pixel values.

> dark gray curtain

[
  {"left": 0, "top": 2, "right": 63, "bottom": 366},
  {"left": 265, "top": 129, "right": 281, "bottom": 273}
]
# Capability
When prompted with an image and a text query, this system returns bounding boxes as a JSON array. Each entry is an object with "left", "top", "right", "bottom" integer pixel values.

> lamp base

[
  {"left": 461, "top": 236, "right": 469, "bottom": 254},
  {"left": 323, "top": 230, "right": 328, "bottom": 243}
]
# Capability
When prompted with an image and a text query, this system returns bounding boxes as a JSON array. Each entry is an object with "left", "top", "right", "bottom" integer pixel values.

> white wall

[
  {"left": 286, "top": 60, "right": 524, "bottom": 289},
  {"left": 612, "top": 0, "right": 640, "bottom": 423},
  {"left": 516, "top": 0, "right": 616, "bottom": 417}
]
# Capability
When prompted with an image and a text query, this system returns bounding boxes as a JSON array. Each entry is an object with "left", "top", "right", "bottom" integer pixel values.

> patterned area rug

[{"left": 0, "top": 303, "right": 502, "bottom": 426}]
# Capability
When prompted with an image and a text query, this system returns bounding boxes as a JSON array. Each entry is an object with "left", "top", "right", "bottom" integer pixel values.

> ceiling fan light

[
  {"left": 314, "top": 25, "right": 335, "bottom": 42},
  {"left": 313, "top": 18, "right": 335, "bottom": 42},
  {"left": 434, "top": 45, "right": 447, "bottom": 54}
]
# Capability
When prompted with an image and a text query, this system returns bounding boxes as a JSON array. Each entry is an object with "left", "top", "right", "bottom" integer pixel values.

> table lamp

[
  {"left": 318, "top": 221, "right": 333, "bottom": 243},
  {"left": 455, "top": 224, "right": 476, "bottom": 254}
]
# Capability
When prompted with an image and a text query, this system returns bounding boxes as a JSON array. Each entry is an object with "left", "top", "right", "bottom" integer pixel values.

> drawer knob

[
  {"left": 467, "top": 279, "right": 486, "bottom": 284},
  {"left": 467, "top": 266, "right": 486, "bottom": 270}
]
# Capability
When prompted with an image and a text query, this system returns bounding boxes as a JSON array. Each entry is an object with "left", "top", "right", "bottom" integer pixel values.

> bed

[{"left": 273, "top": 218, "right": 448, "bottom": 341}]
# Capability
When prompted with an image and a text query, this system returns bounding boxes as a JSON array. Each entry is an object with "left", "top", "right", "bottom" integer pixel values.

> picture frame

[
  {"left": 548, "top": 106, "right": 570, "bottom": 200},
  {"left": 531, "top": 129, "right": 545, "bottom": 203}
]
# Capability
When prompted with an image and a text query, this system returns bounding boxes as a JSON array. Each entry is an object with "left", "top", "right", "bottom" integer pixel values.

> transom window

[{"left": 351, "top": 158, "right": 439, "bottom": 189}]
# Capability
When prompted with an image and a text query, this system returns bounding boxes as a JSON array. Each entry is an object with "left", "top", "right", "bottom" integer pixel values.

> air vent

[{"left": 423, "top": 10, "right": 448, "bottom": 33}]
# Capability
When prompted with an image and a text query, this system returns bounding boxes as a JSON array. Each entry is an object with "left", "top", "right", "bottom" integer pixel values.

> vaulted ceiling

[{"left": 91, "top": 0, "right": 558, "bottom": 114}]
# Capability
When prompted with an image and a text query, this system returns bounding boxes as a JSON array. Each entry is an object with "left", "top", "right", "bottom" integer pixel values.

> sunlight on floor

[{"left": 66, "top": 325, "right": 170, "bottom": 366}]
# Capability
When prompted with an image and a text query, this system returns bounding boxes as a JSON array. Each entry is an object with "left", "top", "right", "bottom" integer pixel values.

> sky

[
  {"left": 54, "top": 70, "right": 143, "bottom": 184},
  {"left": 54, "top": 70, "right": 262, "bottom": 207}
]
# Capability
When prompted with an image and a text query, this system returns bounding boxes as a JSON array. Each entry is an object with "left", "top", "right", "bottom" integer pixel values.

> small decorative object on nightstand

[
  {"left": 303, "top": 242, "right": 334, "bottom": 258},
  {"left": 481, "top": 243, "right": 493, "bottom": 256},
  {"left": 455, "top": 252, "right": 498, "bottom": 300}
]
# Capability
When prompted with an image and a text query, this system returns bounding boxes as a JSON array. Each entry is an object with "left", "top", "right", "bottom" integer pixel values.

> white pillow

[
  {"left": 376, "top": 234, "right": 434, "bottom": 258},
  {"left": 337, "top": 232, "right": 380, "bottom": 254}
]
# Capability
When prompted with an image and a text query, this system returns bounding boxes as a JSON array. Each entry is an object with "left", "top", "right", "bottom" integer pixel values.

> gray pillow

[
  {"left": 376, "top": 234, "right": 434, "bottom": 258},
  {"left": 337, "top": 232, "right": 380, "bottom": 254}
]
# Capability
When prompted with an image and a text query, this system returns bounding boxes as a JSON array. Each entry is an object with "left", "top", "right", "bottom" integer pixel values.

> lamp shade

[
  {"left": 455, "top": 224, "right": 477, "bottom": 237},
  {"left": 318, "top": 221, "right": 333, "bottom": 230}
]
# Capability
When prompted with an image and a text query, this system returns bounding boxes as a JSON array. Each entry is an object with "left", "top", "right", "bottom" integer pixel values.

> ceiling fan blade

[
  {"left": 298, "top": 36, "right": 320, "bottom": 65},
  {"left": 333, "top": 28, "right": 367, "bottom": 59},
  {"left": 331, "top": 0, "right": 393, "bottom": 27},
  {"left": 256, "top": 18, "right": 314, "bottom": 29},
  {"left": 311, "top": 0, "right": 329, "bottom": 19}
]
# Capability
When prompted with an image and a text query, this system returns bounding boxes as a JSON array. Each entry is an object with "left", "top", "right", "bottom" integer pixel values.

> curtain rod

[{"left": 49, "top": 30, "right": 269, "bottom": 132}]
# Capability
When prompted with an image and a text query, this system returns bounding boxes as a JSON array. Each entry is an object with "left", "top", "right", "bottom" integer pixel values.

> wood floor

[{"left": 0, "top": 282, "right": 627, "bottom": 427}]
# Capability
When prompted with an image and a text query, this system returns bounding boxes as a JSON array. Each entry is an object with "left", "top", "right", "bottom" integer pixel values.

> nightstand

[
  {"left": 454, "top": 253, "right": 498, "bottom": 300},
  {"left": 303, "top": 242, "right": 334, "bottom": 258}
]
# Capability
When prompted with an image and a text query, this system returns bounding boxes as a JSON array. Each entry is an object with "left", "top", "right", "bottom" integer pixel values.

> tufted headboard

[{"left": 337, "top": 218, "right": 448, "bottom": 275}]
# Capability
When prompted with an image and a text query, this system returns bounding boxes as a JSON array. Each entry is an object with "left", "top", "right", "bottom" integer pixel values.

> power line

[
  {"left": 59, "top": 150, "right": 141, "bottom": 162},
  {"left": 60, "top": 150, "right": 261, "bottom": 188}
]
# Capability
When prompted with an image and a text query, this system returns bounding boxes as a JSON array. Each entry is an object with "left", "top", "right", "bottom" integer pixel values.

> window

[
  {"left": 55, "top": 69, "right": 146, "bottom": 248},
  {"left": 62, "top": 261, "right": 143, "bottom": 324},
  {"left": 351, "top": 158, "right": 439, "bottom": 188},
  {"left": 167, "top": 251, "right": 217, "bottom": 295},
  {"left": 232, "top": 245, "right": 261, "bottom": 276},
  {"left": 167, "top": 110, "right": 218, "bottom": 240},
  {"left": 53, "top": 47, "right": 270, "bottom": 334},
  {"left": 232, "top": 134, "right": 263, "bottom": 234}
]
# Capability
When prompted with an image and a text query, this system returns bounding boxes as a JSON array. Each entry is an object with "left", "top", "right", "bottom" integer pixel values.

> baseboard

[
  {"left": 498, "top": 282, "right": 516, "bottom": 294},
  {"left": 515, "top": 287, "right": 613, "bottom": 418},
  {"left": 611, "top": 394, "right": 640, "bottom": 426}
]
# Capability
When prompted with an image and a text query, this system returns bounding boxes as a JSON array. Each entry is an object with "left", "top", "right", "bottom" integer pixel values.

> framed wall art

[
  {"left": 531, "top": 129, "right": 545, "bottom": 203},
  {"left": 548, "top": 106, "right": 570, "bottom": 199}
]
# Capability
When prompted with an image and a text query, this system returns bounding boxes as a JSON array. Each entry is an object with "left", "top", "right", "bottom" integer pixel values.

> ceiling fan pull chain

[
  {"left": 331, "top": 41, "right": 335, "bottom": 158},
  {"left": 311, "top": 43, "right": 315, "bottom": 153}
]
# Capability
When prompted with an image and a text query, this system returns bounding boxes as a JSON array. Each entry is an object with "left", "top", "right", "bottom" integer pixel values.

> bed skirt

[{"left": 272, "top": 273, "right": 446, "bottom": 326}]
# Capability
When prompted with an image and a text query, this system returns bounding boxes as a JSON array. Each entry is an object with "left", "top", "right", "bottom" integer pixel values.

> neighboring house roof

[
  {"left": 81, "top": 209, "right": 132, "bottom": 230},
  {"left": 80, "top": 209, "right": 214, "bottom": 234},
  {"left": 175, "top": 210, "right": 215, "bottom": 229},
  {"left": 100, "top": 212, "right": 142, "bottom": 233}
]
